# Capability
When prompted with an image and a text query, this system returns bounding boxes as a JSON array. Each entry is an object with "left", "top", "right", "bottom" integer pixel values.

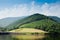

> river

[{"left": 0, "top": 34, "right": 60, "bottom": 40}]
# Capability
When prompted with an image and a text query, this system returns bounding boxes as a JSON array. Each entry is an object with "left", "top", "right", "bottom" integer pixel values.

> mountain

[
  {"left": 49, "top": 16, "right": 60, "bottom": 23},
  {"left": 4, "top": 13, "right": 58, "bottom": 30},
  {"left": 5, "top": 13, "right": 60, "bottom": 33},
  {"left": 6, "top": 13, "right": 50, "bottom": 30},
  {"left": 0, "top": 17, "right": 25, "bottom": 27}
]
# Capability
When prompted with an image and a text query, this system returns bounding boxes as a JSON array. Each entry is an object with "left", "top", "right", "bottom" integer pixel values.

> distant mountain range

[
  {"left": 0, "top": 17, "right": 25, "bottom": 27},
  {"left": 49, "top": 16, "right": 60, "bottom": 23}
]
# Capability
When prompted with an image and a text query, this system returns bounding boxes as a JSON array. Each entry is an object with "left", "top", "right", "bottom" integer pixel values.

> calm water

[{"left": 0, "top": 34, "right": 60, "bottom": 40}]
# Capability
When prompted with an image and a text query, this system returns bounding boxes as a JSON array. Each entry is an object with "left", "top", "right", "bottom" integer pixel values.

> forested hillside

[{"left": 5, "top": 13, "right": 60, "bottom": 33}]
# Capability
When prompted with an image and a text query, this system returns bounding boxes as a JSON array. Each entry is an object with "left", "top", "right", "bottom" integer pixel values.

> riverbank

[{"left": 0, "top": 28, "right": 48, "bottom": 35}]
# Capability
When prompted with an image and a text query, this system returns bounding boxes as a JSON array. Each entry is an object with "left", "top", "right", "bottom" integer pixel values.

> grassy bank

[{"left": 9, "top": 28, "right": 48, "bottom": 35}]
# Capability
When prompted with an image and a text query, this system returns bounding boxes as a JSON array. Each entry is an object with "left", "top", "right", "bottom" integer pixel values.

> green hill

[
  {"left": 6, "top": 13, "right": 50, "bottom": 30},
  {"left": 5, "top": 13, "right": 60, "bottom": 33},
  {"left": 20, "top": 19, "right": 60, "bottom": 33},
  {"left": 20, "top": 19, "right": 56, "bottom": 28}
]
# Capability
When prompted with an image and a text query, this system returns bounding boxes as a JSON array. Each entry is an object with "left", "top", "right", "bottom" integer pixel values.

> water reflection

[
  {"left": 43, "top": 35, "right": 60, "bottom": 40},
  {"left": 0, "top": 34, "right": 60, "bottom": 40},
  {"left": 0, "top": 35, "right": 12, "bottom": 40}
]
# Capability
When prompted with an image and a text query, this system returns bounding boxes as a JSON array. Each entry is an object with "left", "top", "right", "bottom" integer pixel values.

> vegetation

[
  {"left": 20, "top": 19, "right": 60, "bottom": 33},
  {"left": 0, "top": 13, "right": 60, "bottom": 33},
  {"left": 6, "top": 13, "right": 52, "bottom": 31},
  {"left": 0, "top": 27, "right": 6, "bottom": 32},
  {"left": 9, "top": 28, "right": 47, "bottom": 34}
]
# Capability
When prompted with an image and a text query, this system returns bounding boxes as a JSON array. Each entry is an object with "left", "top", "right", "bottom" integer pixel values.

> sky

[{"left": 0, "top": 0, "right": 60, "bottom": 19}]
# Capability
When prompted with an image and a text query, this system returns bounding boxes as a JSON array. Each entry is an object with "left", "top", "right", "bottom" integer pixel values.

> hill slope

[
  {"left": 6, "top": 13, "right": 60, "bottom": 33},
  {"left": 6, "top": 13, "right": 51, "bottom": 30},
  {"left": 19, "top": 19, "right": 60, "bottom": 33},
  {"left": 20, "top": 19, "right": 56, "bottom": 28}
]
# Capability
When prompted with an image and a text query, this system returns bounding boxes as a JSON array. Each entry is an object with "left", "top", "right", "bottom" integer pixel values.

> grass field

[{"left": 9, "top": 28, "right": 48, "bottom": 34}]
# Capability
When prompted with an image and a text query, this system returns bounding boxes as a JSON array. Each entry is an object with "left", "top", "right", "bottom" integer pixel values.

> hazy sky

[{"left": 0, "top": 0, "right": 60, "bottom": 19}]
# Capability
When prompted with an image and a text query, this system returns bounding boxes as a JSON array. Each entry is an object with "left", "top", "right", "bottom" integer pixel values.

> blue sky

[
  {"left": 0, "top": 0, "right": 60, "bottom": 19},
  {"left": 0, "top": 0, "right": 60, "bottom": 7}
]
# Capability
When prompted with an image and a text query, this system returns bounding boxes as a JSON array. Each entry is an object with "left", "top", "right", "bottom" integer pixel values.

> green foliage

[
  {"left": 0, "top": 27, "right": 6, "bottom": 31},
  {"left": 6, "top": 13, "right": 49, "bottom": 31},
  {"left": 47, "top": 23, "right": 60, "bottom": 33},
  {"left": 20, "top": 19, "right": 60, "bottom": 33},
  {"left": 20, "top": 19, "right": 56, "bottom": 28},
  {"left": 5, "top": 13, "right": 60, "bottom": 33}
]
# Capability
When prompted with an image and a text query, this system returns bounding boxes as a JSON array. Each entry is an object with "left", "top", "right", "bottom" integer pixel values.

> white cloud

[
  {"left": 0, "top": 4, "right": 29, "bottom": 19},
  {"left": 0, "top": 1, "right": 60, "bottom": 19},
  {"left": 41, "top": 3, "right": 60, "bottom": 17}
]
